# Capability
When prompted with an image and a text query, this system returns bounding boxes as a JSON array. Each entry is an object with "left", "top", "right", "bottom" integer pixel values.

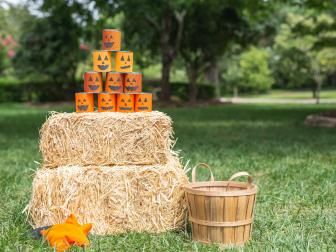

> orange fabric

[{"left": 40, "top": 214, "right": 92, "bottom": 252}]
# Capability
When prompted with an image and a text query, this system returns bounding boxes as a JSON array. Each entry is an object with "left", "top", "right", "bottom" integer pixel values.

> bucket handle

[
  {"left": 192, "top": 163, "right": 215, "bottom": 182},
  {"left": 227, "top": 172, "right": 253, "bottom": 190}
]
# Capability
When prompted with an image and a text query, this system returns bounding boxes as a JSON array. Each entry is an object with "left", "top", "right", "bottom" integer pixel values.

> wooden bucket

[{"left": 184, "top": 164, "right": 257, "bottom": 247}]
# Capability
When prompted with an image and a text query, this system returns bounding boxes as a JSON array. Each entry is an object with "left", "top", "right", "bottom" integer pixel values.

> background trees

[{"left": 0, "top": 0, "right": 335, "bottom": 103}]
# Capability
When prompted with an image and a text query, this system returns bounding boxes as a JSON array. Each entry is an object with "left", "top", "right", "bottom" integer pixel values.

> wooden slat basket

[{"left": 184, "top": 164, "right": 257, "bottom": 247}]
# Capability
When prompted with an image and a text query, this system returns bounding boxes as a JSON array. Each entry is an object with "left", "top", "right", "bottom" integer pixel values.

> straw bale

[
  {"left": 40, "top": 111, "right": 175, "bottom": 168},
  {"left": 27, "top": 158, "right": 188, "bottom": 235}
]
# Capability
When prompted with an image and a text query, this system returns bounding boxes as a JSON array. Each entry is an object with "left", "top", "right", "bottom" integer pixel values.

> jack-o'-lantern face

[
  {"left": 93, "top": 50, "right": 112, "bottom": 72},
  {"left": 135, "top": 93, "right": 152, "bottom": 112},
  {"left": 98, "top": 93, "right": 116, "bottom": 112},
  {"left": 115, "top": 51, "right": 133, "bottom": 72},
  {"left": 105, "top": 72, "right": 123, "bottom": 93},
  {"left": 75, "top": 93, "right": 94, "bottom": 112},
  {"left": 124, "top": 72, "right": 142, "bottom": 93},
  {"left": 84, "top": 72, "right": 103, "bottom": 93},
  {"left": 102, "top": 29, "right": 121, "bottom": 51},
  {"left": 117, "top": 94, "right": 134, "bottom": 113}
]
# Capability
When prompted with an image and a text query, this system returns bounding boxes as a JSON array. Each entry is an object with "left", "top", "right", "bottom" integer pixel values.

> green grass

[
  {"left": 225, "top": 89, "right": 336, "bottom": 99},
  {"left": 0, "top": 103, "right": 335, "bottom": 251}
]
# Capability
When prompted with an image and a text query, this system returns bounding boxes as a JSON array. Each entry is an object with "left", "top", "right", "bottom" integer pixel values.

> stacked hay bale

[{"left": 28, "top": 111, "right": 188, "bottom": 235}]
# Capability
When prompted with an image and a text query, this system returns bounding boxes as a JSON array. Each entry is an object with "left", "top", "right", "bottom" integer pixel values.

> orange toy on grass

[{"left": 40, "top": 214, "right": 92, "bottom": 252}]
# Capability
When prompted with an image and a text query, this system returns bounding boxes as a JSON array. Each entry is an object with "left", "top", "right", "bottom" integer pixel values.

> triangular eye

[
  {"left": 98, "top": 55, "right": 102, "bottom": 60},
  {"left": 127, "top": 55, "right": 130, "bottom": 61},
  {"left": 127, "top": 78, "right": 130, "bottom": 82},
  {"left": 109, "top": 77, "right": 113, "bottom": 82},
  {"left": 117, "top": 78, "right": 121, "bottom": 82},
  {"left": 77, "top": 99, "right": 81, "bottom": 102},
  {"left": 105, "top": 35, "right": 107, "bottom": 39},
  {"left": 88, "top": 76, "right": 93, "bottom": 81},
  {"left": 121, "top": 99, "right": 125, "bottom": 102},
  {"left": 128, "top": 99, "right": 131, "bottom": 102},
  {"left": 144, "top": 98, "right": 148, "bottom": 102},
  {"left": 138, "top": 98, "right": 142, "bottom": 102},
  {"left": 121, "top": 55, "right": 124, "bottom": 61},
  {"left": 95, "top": 77, "right": 99, "bottom": 81},
  {"left": 102, "top": 98, "right": 105, "bottom": 102},
  {"left": 132, "top": 78, "right": 136, "bottom": 82},
  {"left": 110, "top": 35, "right": 112, "bottom": 39},
  {"left": 104, "top": 55, "right": 108, "bottom": 61},
  {"left": 83, "top": 99, "right": 86, "bottom": 102}
]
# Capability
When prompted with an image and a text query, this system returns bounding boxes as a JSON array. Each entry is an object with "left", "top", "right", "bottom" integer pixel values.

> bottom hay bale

[{"left": 27, "top": 161, "right": 188, "bottom": 235}]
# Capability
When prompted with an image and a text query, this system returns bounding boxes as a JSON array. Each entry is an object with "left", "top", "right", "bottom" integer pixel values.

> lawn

[
  {"left": 224, "top": 89, "right": 336, "bottom": 100},
  {"left": 0, "top": 103, "right": 335, "bottom": 251}
]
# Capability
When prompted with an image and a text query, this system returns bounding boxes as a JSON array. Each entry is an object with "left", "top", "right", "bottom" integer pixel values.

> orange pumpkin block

[
  {"left": 117, "top": 93, "right": 134, "bottom": 113},
  {"left": 115, "top": 51, "right": 133, "bottom": 73},
  {"left": 124, "top": 72, "right": 142, "bottom": 93},
  {"left": 105, "top": 72, "right": 123, "bottom": 93},
  {"left": 135, "top": 93, "right": 152, "bottom": 112},
  {"left": 75, "top": 93, "right": 94, "bottom": 112},
  {"left": 98, "top": 93, "right": 116, "bottom": 112},
  {"left": 102, "top": 29, "right": 121, "bottom": 51},
  {"left": 93, "top": 50, "right": 112, "bottom": 72},
  {"left": 83, "top": 71, "right": 103, "bottom": 93}
]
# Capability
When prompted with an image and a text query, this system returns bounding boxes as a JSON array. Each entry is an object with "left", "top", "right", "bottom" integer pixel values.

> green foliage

[
  {"left": 224, "top": 47, "right": 274, "bottom": 93},
  {"left": 12, "top": 2, "right": 81, "bottom": 84},
  {"left": 239, "top": 47, "right": 274, "bottom": 92}
]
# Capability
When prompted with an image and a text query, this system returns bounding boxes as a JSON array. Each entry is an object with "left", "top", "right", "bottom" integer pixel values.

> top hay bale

[{"left": 40, "top": 111, "right": 175, "bottom": 168}]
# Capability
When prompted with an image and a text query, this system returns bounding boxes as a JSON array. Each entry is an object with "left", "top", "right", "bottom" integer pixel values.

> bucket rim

[{"left": 183, "top": 180, "right": 257, "bottom": 196}]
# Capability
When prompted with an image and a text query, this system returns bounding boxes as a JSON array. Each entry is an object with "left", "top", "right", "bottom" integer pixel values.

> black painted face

[
  {"left": 119, "top": 98, "right": 132, "bottom": 110},
  {"left": 107, "top": 76, "right": 122, "bottom": 91},
  {"left": 125, "top": 77, "right": 138, "bottom": 91},
  {"left": 100, "top": 97, "right": 114, "bottom": 110},
  {"left": 119, "top": 54, "right": 131, "bottom": 69},
  {"left": 88, "top": 76, "right": 100, "bottom": 91},
  {"left": 104, "top": 34, "right": 114, "bottom": 48},
  {"left": 97, "top": 54, "right": 110, "bottom": 70},
  {"left": 137, "top": 97, "right": 149, "bottom": 110},
  {"left": 77, "top": 98, "right": 88, "bottom": 111}
]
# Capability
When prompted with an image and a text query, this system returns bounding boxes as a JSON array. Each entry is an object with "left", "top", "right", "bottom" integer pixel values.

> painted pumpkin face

[
  {"left": 102, "top": 29, "right": 121, "bottom": 51},
  {"left": 124, "top": 72, "right": 142, "bottom": 93},
  {"left": 75, "top": 93, "right": 94, "bottom": 112},
  {"left": 115, "top": 51, "right": 133, "bottom": 72},
  {"left": 93, "top": 50, "right": 112, "bottom": 72},
  {"left": 105, "top": 72, "right": 123, "bottom": 93},
  {"left": 98, "top": 93, "right": 116, "bottom": 112},
  {"left": 117, "top": 93, "right": 134, "bottom": 113},
  {"left": 135, "top": 93, "right": 152, "bottom": 112},
  {"left": 84, "top": 71, "right": 103, "bottom": 93}
]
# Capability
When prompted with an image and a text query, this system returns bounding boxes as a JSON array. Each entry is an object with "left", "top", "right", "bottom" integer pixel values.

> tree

[
  {"left": 13, "top": 1, "right": 82, "bottom": 85},
  {"left": 273, "top": 10, "right": 336, "bottom": 103},
  {"left": 180, "top": 1, "right": 246, "bottom": 103},
  {"left": 106, "top": 0, "right": 188, "bottom": 102}
]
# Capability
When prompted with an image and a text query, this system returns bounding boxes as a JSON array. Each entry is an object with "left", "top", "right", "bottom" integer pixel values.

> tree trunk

[
  {"left": 161, "top": 55, "right": 172, "bottom": 102},
  {"left": 187, "top": 66, "right": 198, "bottom": 104},
  {"left": 205, "top": 60, "right": 220, "bottom": 99},
  {"left": 315, "top": 81, "right": 322, "bottom": 104},
  {"left": 233, "top": 86, "right": 238, "bottom": 97}
]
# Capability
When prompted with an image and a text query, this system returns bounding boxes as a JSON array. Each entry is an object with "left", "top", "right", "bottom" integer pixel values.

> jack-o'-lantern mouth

[
  {"left": 137, "top": 106, "right": 149, "bottom": 110},
  {"left": 77, "top": 105, "right": 88, "bottom": 111},
  {"left": 109, "top": 85, "right": 121, "bottom": 91},
  {"left": 119, "top": 107, "right": 132, "bottom": 111},
  {"left": 88, "top": 85, "right": 99, "bottom": 90},
  {"left": 120, "top": 65, "right": 130, "bottom": 69},
  {"left": 98, "top": 64, "right": 109, "bottom": 70},
  {"left": 125, "top": 86, "right": 138, "bottom": 91},
  {"left": 101, "top": 106, "right": 114, "bottom": 110},
  {"left": 104, "top": 42, "right": 114, "bottom": 48}
]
